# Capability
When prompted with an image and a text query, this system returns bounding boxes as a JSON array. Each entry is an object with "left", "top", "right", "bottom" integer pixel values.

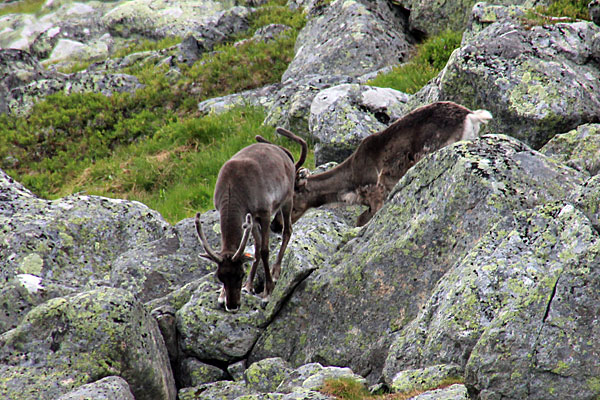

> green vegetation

[
  {"left": 0, "top": 0, "right": 45, "bottom": 16},
  {"left": 367, "top": 30, "right": 462, "bottom": 94},
  {"left": 522, "top": 0, "right": 591, "bottom": 26},
  {"left": 0, "top": 0, "right": 307, "bottom": 223}
]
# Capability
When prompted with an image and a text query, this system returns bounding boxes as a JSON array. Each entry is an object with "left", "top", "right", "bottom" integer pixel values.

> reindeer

[
  {"left": 195, "top": 127, "right": 307, "bottom": 312},
  {"left": 288, "top": 101, "right": 492, "bottom": 227}
]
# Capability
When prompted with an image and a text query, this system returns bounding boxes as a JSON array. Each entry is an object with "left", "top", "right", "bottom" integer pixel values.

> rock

[
  {"left": 102, "top": 0, "right": 248, "bottom": 40},
  {"left": 178, "top": 380, "right": 256, "bottom": 400},
  {"left": 573, "top": 174, "right": 600, "bottom": 232},
  {"left": 277, "top": 363, "right": 366, "bottom": 393},
  {"left": 198, "top": 83, "right": 282, "bottom": 116},
  {"left": 0, "top": 182, "right": 171, "bottom": 332},
  {"left": 0, "top": 49, "right": 142, "bottom": 115},
  {"left": 436, "top": 19, "right": 600, "bottom": 149},
  {"left": 540, "top": 123, "right": 600, "bottom": 176},
  {"left": 56, "top": 376, "right": 135, "bottom": 400},
  {"left": 409, "top": 384, "right": 469, "bottom": 400},
  {"left": 179, "top": 357, "right": 227, "bottom": 387},
  {"left": 110, "top": 213, "right": 217, "bottom": 302},
  {"left": 263, "top": 74, "right": 356, "bottom": 137},
  {"left": 244, "top": 358, "right": 293, "bottom": 393},
  {"left": 0, "top": 288, "right": 176, "bottom": 400},
  {"left": 399, "top": 0, "right": 543, "bottom": 37},
  {"left": 463, "top": 204, "right": 600, "bottom": 399},
  {"left": 390, "top": 364, "right": 462, "bottom": 393},
  {"left": 281, "top": 0, "right": 410, "bottom": 82},
  {"left": 309, "top": 83, "right": 410, "bottom": 165},
  {"left": 590, "top": 0, "right": 600, "bottom": 25},
  {"left": 249, "top": 135, "right": 586, "bottom": 384},
  {"left": 463, "top": 2, "right": 527, "bottom": 43}
]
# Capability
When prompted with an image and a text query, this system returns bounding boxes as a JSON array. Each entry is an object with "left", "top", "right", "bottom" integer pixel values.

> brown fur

[
  {"left": 292, "top": 101, "right": 492, "bottom": 226},
  {"left": 196, "top": 128, "right": 307, "bottom": 312}
]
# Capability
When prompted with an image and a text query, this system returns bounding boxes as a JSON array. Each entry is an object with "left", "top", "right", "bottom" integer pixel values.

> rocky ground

[{"left": 1, "top": 0, "right": 600, "bottom": 399}]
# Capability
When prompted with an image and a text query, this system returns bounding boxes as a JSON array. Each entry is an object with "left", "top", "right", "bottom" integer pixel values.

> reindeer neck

[
  {"left": 216, "top": 193, "right": 247, "bottom": 255},
  {"left": 304, "top": 163, "right": 354, "bottom": 206}
]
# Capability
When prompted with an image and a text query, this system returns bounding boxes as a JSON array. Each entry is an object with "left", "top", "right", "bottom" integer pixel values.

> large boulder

[
  {"left": 415, "top": 15, "right": 600, "bottom": 149},
  {"left": 308, "top": 83, "right": 410, "bottom": 165},
  {"left": 101, "top": 0, "right": 247, "bottom": 40},
  {"left": 263, "top": 74, "right": 356, "bottom": 137},
  {"left": 281, "top": 0, "right": 410, "bottom": 82},
  {"left": 398, "top": 0, "right": 547, "bottom": 37},
  {"left": 540, "top": 123, "right": 600, "bottom": 176},
  {"left": 0, "top": 288, "right": 176, "bottom": 400},
  {"left": 249, "top": 135, "right": 585, "bottom": 383},
  {"left": 56, "top": 376, "right": 135, "bottom": 400},
  {"left": 461, "top": 204, "right": 599, "bottom": 399},
  {"left": 0, "top": 168, "right": 173, "bottom": 332}
]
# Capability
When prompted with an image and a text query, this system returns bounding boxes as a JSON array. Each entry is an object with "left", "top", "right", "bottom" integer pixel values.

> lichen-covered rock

[
  {"left": 573, "top": 174, "right": 600, "bottom": 232},
  {"left": 244, "top": 358, "right": 293, "bottom": 393},
  {"left": 198, "top": 84, "right": 282, "bottom": 116},
  {"left": 0, "top": 179, "right": 171, "bottom": 332},
  {"left": 390, "top": 364, "right": 462, "bottom": 393},
  {"left": 463, "top": 204, "right": 600, "bottom": 399},
  {"left": 179, "top": 357, "right": 227, "bottom": 387},
  {"left": 277, "top": 363, "right": 366, "bottom": 393},
  {"left": 110, "top": 213, "right": 217, "bottom": 302},
  {"left": 409, "top": 384, "right": 469, "bottom": 400},
  {"left": 308, "top": 83, "right": 410, "bottom": 165},
  {"left": 590, "top": 0, "right": 600, "bottom": 25},
  {"left": 540, "top": 123, "right": 600, "bottom": 176},
  {"left": 399, "top": 0, "right": 545, "bottom": 37},
  {"left": 264, "top": 74, "right": 356, "bottom": 137},
  {"left": 249, "top": 135, "right": 586, "bottom": 383},
  {"left": 437, "top": 19, "right": 600, "bottom": 149},
  {"left": 56, "top": 376, "right": 135, "bottom": 400},
  {"left": 281, "top": 0, "right": 410, "bottom": 82},
  {"left": 178, "top": 380, "right": 257, "bottom": 400},
  {"left": 0, "top": 288, "right": 176, "bottom": 400},
  {"left": 101, "top": 0, "right": 246, "bottom": 40},
  {"left": 463, "top": 2, "right": 528, "bottom": 43}
]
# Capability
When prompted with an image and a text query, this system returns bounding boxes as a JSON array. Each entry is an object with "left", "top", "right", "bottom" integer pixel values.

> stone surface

[{"left": 0, "top": 288, "right": 176, "bottom": 400}]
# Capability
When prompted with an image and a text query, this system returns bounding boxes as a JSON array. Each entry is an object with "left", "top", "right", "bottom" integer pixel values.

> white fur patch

[
  {"left": 462, "top": 109, "right": 493, "bottom": 140},
  {"left": 16, "top": 274, "right": 44, "bottom": 294}
]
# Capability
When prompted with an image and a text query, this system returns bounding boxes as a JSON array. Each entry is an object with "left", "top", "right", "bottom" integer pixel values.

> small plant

[{"left": 367, "top": 29, "right": 462, "bottom": 94}]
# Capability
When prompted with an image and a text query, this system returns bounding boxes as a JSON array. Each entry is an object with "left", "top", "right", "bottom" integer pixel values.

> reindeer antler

[
  {"left": 195, "top": 213, "right": 223, "bottom": 263},
  {"left": 232, "top": 213, "right": 253, "bottom": 262}
]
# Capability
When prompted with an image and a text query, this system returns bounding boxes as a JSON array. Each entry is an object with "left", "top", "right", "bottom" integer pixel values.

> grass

[
  {"left": 0, "top": 0, "right": 307, "bottom": 224},
  {"left": 0, "top": 0, "right": 45, "bottom": 16},
  {"left": 366, "top": 30, "right": 462, "bottom": 94},
  {"left": 319, "top": 377, "right": 465, "bottom": 400}
]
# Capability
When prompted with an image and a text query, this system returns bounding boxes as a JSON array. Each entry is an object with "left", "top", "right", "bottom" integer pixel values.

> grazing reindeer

[
  {"left": 290, "top": 101, "right": 492, "bottom": 227},
  {"left": 195, "top": 127, "right": 308, "bottom": 312}
]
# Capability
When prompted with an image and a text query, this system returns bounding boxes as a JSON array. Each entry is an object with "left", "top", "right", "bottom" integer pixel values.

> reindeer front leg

[{"left": 243, "top": 224, "right": 262, "bottom": 294}]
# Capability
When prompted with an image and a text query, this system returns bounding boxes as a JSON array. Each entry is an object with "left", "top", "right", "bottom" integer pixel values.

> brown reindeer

[
  {"left": 195, "top": 127, "right": 307, "bottom": 312},
  {"left": 289, "top": 101, "right": 492, "bottom": 227}
]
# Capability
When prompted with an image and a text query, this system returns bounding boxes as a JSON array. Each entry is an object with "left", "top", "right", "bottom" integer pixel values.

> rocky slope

[{"left": 1, "top": 0, "right": 600, "bottom": 399}]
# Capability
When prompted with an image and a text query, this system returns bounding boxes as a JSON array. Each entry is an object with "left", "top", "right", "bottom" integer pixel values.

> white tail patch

[{"left": 462, "top": 109, "right": 493, "bottom": 140}]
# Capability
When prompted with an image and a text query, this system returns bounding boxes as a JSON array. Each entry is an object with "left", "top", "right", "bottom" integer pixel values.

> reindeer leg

[
  {"left": 271, "top": 202, "right": 293, "bottom": 282},
  {"left": 258, "top": 213, "right": 274, "bottom": 300},
  {"left": 243, "top": 224, "right": 262, "bottom": 294},
  {"left": 218, "top": 286, "right": 226, "bottom": 308}
]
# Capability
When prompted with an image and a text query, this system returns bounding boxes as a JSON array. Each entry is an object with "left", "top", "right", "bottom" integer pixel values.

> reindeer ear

[
  {"left": 199, "top": 253, "right": 218, "bottom": 263},
  {"left": 295, "top": 168, "right": 310, "bottom": 191}
]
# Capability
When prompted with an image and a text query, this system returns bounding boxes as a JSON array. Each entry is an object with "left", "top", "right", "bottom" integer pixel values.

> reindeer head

[
  {"left": 291, "top": 167, "right": 311, "bottom": 223},
  {"left": 195, "top": 213, "right": 254, "bottom": 312}
]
